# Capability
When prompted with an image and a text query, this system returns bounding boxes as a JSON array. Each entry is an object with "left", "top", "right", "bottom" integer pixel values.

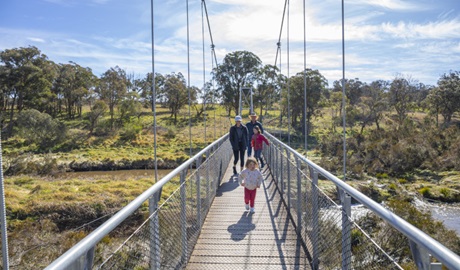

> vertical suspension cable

[
  {"left": 201, "top": 0, "right": 207, "bottom": 143},
  {"left": 303, "top": 0, "right": 308, "bottom": 153},
  {"left": 211, "top": 47, "right": 216, "bottom": 140},
  {"left": 277, "top": 43, "right": 282, "bottom": 140},
  {"left": 150, "top": 0, "right": 158, "bottom": 184},
  {"left": 341, "top": 0, "right": 347, "bottom": 182},
  {"left": 0, "top": 132, "right": 9, "bottom": 270},
  {"left": 149, "top": 2, "right": 160, "bottom": 268},
  {"left": 186, "top": 0, "right": 192, "bottom": 158},
  {"left": 287, "top": 0, "right": 291, "bottom": 146}
]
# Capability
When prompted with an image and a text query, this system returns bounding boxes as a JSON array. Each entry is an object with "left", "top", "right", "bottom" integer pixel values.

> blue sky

[{"left": 1, "top": 0, "right": 459, "bottom": 87}]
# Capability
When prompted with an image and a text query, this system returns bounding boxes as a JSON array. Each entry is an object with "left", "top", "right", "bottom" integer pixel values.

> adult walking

[
  {"left": 229, "top": 115, "right": 248, "bottom": 175},
  {"left": 245, "top": 112, "right": 264, "bottom": 157}
]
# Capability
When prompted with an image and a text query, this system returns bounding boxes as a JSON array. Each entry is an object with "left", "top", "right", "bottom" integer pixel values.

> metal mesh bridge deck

[{"left": 187, "top": 159, "right": 310, "bottom": 269}]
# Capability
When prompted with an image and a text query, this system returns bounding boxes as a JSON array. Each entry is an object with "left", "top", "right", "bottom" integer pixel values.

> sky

[{"left": 1, "top": 0, "right": 459, "bottom": 88}]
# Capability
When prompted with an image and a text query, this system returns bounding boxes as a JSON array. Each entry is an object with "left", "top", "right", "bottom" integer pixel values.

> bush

[
  {"left": 418, "top": 187, "right": 431, "bottom": 198},
  {"left": 16, "top": 109, "right": 67, "bottom": 150},
  {"left": 119, "top": 122, "right": 142, "bottom": 141}
]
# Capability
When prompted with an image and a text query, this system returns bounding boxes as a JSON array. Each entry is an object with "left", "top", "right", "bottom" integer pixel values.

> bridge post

[
  {"left": 341, "top": 194, "right": 352, "bottom": 270},
  {"left": 311, "top": 169, "right": 319, "bottom": 270},
  {"left": 180, "top": 170, "right": 188, "bottom": 265},
  {"left": 196, "top": 156, "right": 202, "bottom": 229},
  {"left": 409, "top": 240, "right": 431, "bottom": 270},
  {"left": 286, "top": 149, "right": 291, "bottom": 210},
  {"left": 295, "top": 155, "right": 302, "bottom": 235},
  {"left": 149, "top": 189, "right": 162, "bottom": 270},
  {"left": 280, "top": 143, "right": 284, "bottom": 195},
  {"left": 206, "top": 149, "right": 210, "bottom": 208},
  {"left": 274, "top": 142, "right": 279, "bottom": 183}
]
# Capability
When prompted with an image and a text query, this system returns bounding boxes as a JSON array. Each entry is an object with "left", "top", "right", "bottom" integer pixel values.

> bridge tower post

[
  {"left": 341, "top": 194, "right": 352, "bottom": 270},
  {"left": 311, "top": 169, "right": 319, "bottom": 270},
  {"left": 180, "top": 170, "right": 188, "bottom": 265}
]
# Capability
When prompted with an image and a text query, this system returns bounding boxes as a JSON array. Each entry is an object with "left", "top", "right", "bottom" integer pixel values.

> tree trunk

[{"left": 6, "top": 94, "right": 17, "bottom": 138}]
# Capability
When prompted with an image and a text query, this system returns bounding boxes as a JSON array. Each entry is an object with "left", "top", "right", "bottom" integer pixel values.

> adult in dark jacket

[
  {"left": 245, "top": 112, "right": 264, "bottom": 157},
  {"left": 229, "top": 115, "right": 248, "bottom": 175}
]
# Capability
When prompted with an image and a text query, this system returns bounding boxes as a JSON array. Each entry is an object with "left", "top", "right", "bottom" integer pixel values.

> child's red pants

[{"left": 244, "top": 187, "right": 257, "bottom": 207}]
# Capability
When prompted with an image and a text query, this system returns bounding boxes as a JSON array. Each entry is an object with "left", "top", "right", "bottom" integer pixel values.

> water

[
  {"left": 413, "top": 198, "right": 460, "bottom": 235},
  {"left": 56, "top": 169, "right": 172, "bottom": 180}
]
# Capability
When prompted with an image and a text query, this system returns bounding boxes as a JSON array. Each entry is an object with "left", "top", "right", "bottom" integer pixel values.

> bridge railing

[
  {"left": 264, "top": 132, "right": 460, "bottom": 270},
  {"left": 45, "top": 134, "right": 232, "bottom": 270}
]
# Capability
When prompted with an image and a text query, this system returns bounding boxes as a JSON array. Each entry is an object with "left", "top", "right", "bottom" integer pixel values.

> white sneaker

[
  {"left": 250, "top": 207, "right": 255, "bottom": 213},
  {"left": 245, "top": 204, "right": 249, "bottom": 210}
]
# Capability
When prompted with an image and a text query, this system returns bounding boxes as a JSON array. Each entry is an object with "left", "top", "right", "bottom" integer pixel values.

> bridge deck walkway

[{"left": 187, "top": 158, "right": 310, "bottom": 269}]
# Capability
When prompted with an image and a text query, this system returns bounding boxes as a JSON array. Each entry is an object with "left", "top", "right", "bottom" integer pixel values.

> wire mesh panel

[
  {"left": 97, "top": 139, "right": 232, "bottom": 269},
  {"left": 263, "top": 135, "right": 410, "bottom": 270}
]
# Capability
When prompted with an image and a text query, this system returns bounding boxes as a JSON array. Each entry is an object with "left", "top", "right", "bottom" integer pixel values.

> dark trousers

[
  {"left": 254, "top": 149, "right": 264, "bottom": 167},
  {"left": 247, "top": 139, "right": 253, "bottom": 157},
  {"left": 233, "top": 141, "right": 246, "bottom": 168}
]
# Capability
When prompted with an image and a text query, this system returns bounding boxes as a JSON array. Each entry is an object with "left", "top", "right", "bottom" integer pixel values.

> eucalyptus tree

[
  {"left": 96, "top": 66, "right": 128, "bottom": 129},
  {"left": 194, "top": 81, "right": 220, "bottom": 118},
  {"left": 283, "top": 69, "right": 328, "bottom": 133},
  {"left": 162, "top": 72, "right": 196, "bottom": 125},
  {"left": 389, "top": 76, "right": 416, "bottom": 126},
  {"left": 214, "top": 51, "right": 262, "bottom": 115},
  {"left": 427, "top": 71, "right": 460, "bottom": 126},
  {"left": 53, "top": 61, "right": 95, "bottom": 119},
  {"left": 358, "top": 80, "right": 389, "bottom": 132},
  {"left": 333, "top": 78, "right": 365, "bottom": 106},
  {"left": 139, "top": 72, "right": 165, "bottom": 109},
  {"left": 0, "top": 46, "right": 56, "bottom": 137},
  {"left": 254, "top": 64, "right": 282, "bottom": 119}
]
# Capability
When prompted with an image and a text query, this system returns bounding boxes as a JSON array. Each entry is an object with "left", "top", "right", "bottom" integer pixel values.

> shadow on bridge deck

[{"left": 187, "top": 158, "right": 311, "bottom": 270}]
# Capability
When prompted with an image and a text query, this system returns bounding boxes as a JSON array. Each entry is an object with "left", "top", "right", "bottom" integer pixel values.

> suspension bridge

[
  {"left": 1, "top": 0, "right": 459, "bottom": 269},
  {"left": 42, "top": 133, "right": 460, "bottom": 269}
]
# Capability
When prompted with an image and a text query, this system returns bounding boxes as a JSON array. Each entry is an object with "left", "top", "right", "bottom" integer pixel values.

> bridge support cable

[
  {"left": 341, "top": 0, "right": 347, "bottom": 187},
  {"left": 0, "top": 133, "right": 10, "bottom": 270},
  {"left": 186, "top": 0, "right": 192, "bottom": 160},
  {"left": 201, "top": 0, "right": 207, "bottom": 143},
  {"left": 149, "top": 0, "right": 160, "bottom": 268},
  {"left": 303, "top": 0, "right": 308, "bottom": 153},
  {"left": 274, "top": 0, "right": 288, "bottom": 141},
  {"left": 286, "top": 0, "right": 291, "bottom": 146},
  {"left": 202, "top": 0, "right": 218, "bottom": 68}
]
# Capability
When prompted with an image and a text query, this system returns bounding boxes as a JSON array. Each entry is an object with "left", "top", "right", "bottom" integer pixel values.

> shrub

[
  {"left": 418, "top": 187, "right": 431, "bottom": 198},
  {"left": 119, "top": 122, "right": 142, "bottom": 141},
  {"left": 16, "top": 109, "right": 67, "bottom": 150}
]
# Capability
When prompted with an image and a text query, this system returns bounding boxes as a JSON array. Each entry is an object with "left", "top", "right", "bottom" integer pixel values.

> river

[
  {"left": 413, "top": 198, "right": 460, "bottom": 236},
  {"left": 56, "top": 169, "right": 173, "bottom": 179}
]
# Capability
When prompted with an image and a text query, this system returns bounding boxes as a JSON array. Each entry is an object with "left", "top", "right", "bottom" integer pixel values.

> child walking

[
  {"left": 239, "top": 157, "right": 264, "bottom": 213},
  {"left": 251, "top": 126, "right": 269, "bottom": 168}
]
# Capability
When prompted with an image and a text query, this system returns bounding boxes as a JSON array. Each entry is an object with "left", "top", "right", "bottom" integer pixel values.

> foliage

[
  {"left": 0, "top": 46, "right": 57, "bottom": 137},
  {"left": 213, "top": 50, "right": 262, "bottom": 115},
  {"left": 16, "top": 109, "right": 67, "bottom": 150},
  {"left": 282, "top": 69, "right": 328, "bottom": 134},
  {"left": 426, "top": 71, "right": 460, "bottom": 126},
  {"left": 96, "top": 66, "right": 128, "bottom": 129}
]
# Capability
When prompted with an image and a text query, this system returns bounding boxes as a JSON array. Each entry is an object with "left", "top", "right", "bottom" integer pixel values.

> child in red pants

[{"left": 239, "top": 157, "right": 263, "bottom": 213}]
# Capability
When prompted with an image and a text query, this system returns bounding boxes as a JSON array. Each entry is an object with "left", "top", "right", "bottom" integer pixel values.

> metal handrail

[
  {"left": 45, "top": 133, "right": 229, "bottom": 270},
  {"left": 265, "top": 132, "right": 460, "bottom": 270}
]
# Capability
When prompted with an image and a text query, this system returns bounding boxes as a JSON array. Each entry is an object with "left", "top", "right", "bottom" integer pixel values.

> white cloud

[
  {"left": 27, "top": 37, "right": 46, "bottom": 43},
  {"left": 347, "top": 0, "right": 425, "bottom": 11}
]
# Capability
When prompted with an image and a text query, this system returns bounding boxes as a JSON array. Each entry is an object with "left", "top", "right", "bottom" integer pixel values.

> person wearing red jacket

[{"left": 251, "top": 126, "right": 269, "bottom": 168}]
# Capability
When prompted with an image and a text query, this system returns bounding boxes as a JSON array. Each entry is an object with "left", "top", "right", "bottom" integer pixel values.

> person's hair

[
  {"left": 253, "top": 126, "right": 261, "bottom": 134},
  {"left": 245, "top": 157, "right": 258, "bottom": 168}
]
